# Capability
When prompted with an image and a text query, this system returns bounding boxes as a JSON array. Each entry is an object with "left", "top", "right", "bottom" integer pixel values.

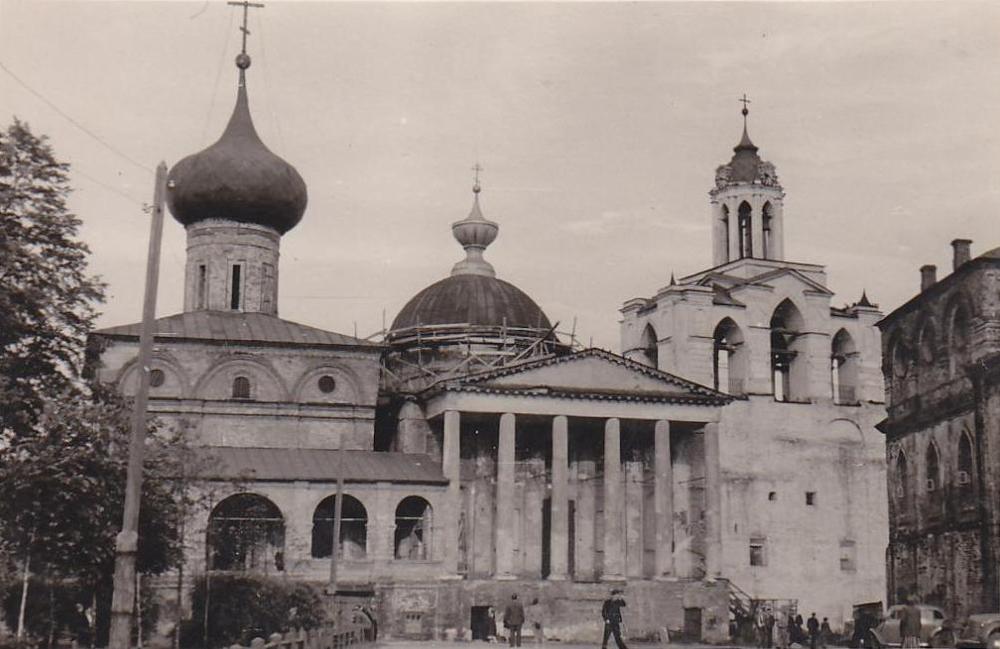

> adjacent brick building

[{"left": 877, "top": 240, "right": 1000, "bottom": 618}]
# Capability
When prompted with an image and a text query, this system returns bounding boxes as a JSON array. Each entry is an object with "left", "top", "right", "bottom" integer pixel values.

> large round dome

[
  {"left": 167, "top": 73, "right": 307, "bottom": 235},
  {"left": 392, "top": 274, "right": 551, "bottom": 332}
]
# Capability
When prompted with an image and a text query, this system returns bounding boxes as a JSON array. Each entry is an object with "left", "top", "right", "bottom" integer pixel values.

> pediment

[{"left": 735, "top": 267, "right": 833, "bottom": 296}]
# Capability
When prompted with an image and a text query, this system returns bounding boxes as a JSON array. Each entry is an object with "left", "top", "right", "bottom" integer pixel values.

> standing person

[
  {"left": 765, "top": 606, "right": 776, "bottom": 649},
  {"left": 756, "top": 606, "right": 769, "bottom": 648},
  {"left": 527, "top": 597, "right": 545, "bottom": 644},
  {"left": 487, "top": 607, "right": 499, "bottom": 643},
  {"left": 504, "top": 594, "right": 525, "bottom": 648},
  {"left": 775, "top": 608, "right": 789, "bottom": 649},
  {"left": 900, "top": 596, "right": 922, "bottom": 649},
  {"left": 819, "top": 618, "right": 831, "bottom": 649},
  {"left": 601, "top": 589, "right": 629, "bottom": 649},
  {"left": 807, "top": 613, "right": 820, "bottom": 649}
]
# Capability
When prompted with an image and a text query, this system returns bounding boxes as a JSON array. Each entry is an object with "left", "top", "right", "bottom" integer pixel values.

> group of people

[
  {"left": 496, "top": 588, "right": 629, "bottom": 649},
  {"left": 756, "top": 608, "right": 833, "bottom": 649}
]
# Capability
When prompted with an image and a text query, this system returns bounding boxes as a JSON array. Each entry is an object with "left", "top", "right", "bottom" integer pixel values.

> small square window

[
  {"left": 839, "top": 539, "right": 857, "bottom": 572},
  {"left": 805, "top": 491, "right": 817, "bottom": 506},
  {"left": 768, "top": 491, "right": 777, "bottom": 501},
  {"left": 750, "top": 538, "right": 767, "bottom": 567}
]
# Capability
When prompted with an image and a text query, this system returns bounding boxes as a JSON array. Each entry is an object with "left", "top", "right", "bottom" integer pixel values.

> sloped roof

[
  {"left": 425, "top": 348, "right": 730, "bottom": 406},
  {"left": 94, "top": 311, "right": 378, "bottom": 348},
  {"left": 191, "top": 446, "right": 447, "bottom": 484}
]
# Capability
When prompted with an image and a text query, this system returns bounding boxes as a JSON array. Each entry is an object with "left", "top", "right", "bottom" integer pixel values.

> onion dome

[
  {"left": 391, "top": 183, "right": 551, "bottom": 332},
  {"left": 166, "top": 55, "right": 307, "bottom": 235},
  {"left": 713, "top": 103, "right": 780, "bottom": 190}
]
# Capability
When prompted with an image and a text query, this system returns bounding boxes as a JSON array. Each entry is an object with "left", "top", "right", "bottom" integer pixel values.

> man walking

[
  {"left": 807, "top": 613, "right": 820, "bottom": 649},
  {"left": 601, "top": 589, "right": 629, "bottom": 649},
  {"left": 504, "top": 594, "right": 525, "bottom": 648},
  {"left": 900, "top": 596, "right": 921, "bottom": 649}
]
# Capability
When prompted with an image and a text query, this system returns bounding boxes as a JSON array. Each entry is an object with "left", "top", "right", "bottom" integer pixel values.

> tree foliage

[{"left": 0, "top": 118, "right": 104, "bottom": 440}]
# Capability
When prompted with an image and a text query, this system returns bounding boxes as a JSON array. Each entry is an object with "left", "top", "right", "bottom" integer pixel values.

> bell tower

[{"left": 709, "top": 96, "right": 785, "bottom": 267}]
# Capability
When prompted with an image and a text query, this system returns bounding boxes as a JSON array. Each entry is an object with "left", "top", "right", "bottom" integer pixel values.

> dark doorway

[
  {"left": 567, "top": 499, "right": 576, "bottom": 577},
  {"left": 471, "top": 606, "right": 492, "bottom": 641},
  {"left": 541, "top": 497, "right": 552, "bottom": 578},
  {"left": 684, "top": 607, "right": 703, "bottom": 642}
]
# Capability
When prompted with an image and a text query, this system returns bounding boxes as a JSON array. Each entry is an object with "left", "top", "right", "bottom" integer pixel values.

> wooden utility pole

[
  {"left": 108, "top": 162, "right": 167, "bottom": 649},
  {"left": 328, "top": 409, "right": 351, "bottom": 592}
]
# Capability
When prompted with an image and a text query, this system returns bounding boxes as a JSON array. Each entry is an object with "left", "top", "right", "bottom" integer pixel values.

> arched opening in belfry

[
  {"left": 738, "top": 201, "right": 752, "bottom": 259},
  {"left": 831, "top": 328, "right": 859, "bottom": 404},
  {"left": 395, "top": 496, "right": 433, "bottom": 560},
  {"left": 640, "top": 323, "right": 659, "bottom": 369},
  {"left": 208, "top": 493, "right": 285, "bottom": 572},
  {"left": 762, "top": 202, "right": 774, "bottom": 259},
  {"left": 721, "top": 204, "right": 731, "bottom": 261},
  {"left": 311, "top": 494, "right": 368, "bottom": 559},
  {"left": 770, "top": 299, "right": 806, "bottom": 402},
  {"left": 957, "top": 431, "right": 974, "bottom": 490},
  {"left": 712, "top": 317, "right": 746, "bottom": 395}
]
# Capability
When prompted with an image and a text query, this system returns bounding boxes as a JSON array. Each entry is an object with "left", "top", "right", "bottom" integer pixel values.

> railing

[{"left": 230, "top": 623, "right": 372, "bottom": 649}]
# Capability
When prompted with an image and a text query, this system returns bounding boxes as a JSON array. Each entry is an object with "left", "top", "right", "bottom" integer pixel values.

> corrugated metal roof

[
  {"left": 192, "top": 447, "right": 447, "bottom": 484},
  {"left": 94, "top": 311, "right": 379, "bottom": 348}
]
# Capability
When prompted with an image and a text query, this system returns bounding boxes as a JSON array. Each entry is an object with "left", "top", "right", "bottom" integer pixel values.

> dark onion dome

[
  {"left": 713, "top": 108, "right": 780, "bottom": 190},
  {"left": 166, "top": 60, "right": 307, "bottom": 235},
  {"left": 390, "top": 185, "right": 551, "bottom": 333}
]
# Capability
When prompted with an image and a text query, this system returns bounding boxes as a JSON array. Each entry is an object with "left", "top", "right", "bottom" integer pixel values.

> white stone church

[{"left": 90, "top": 40, "right": 887, "bottom": 644}]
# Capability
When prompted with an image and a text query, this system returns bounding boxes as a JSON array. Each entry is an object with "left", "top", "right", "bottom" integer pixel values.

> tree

[
  {"left": 0, "top": 118, "right": 104, "bottom": 441},
  {"left": 0, "top": 384, "right": 204, "bottom": 645}
]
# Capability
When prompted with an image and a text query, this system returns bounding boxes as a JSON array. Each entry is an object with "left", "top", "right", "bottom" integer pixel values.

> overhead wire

[
  {"left": 0, "top": 59, "right": 154, "bottom": 175},
  {"left": 200, "top": 7, "right": 237, "bottom": 145},
  {"left": 71, "top": 168, "right": 147, "bottom": 209},
  {"left": 255, "top": 10, "right": 288, "bottom": 153}
]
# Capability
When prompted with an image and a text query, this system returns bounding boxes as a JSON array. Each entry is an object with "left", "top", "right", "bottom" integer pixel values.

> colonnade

[{"left": 439, "top": 411, "right": 723, "bottom": 581}]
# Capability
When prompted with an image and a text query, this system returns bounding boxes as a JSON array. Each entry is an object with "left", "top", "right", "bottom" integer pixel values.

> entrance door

[
  {"left": 684, "top": 607, "right": 703, "bottom": 642},
  {"left": 471, "top": 606, "right": 491, "bottom": 640}
]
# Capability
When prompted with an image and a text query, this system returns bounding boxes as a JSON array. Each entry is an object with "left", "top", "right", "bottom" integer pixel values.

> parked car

[
  {"left": 868, "top": 605, "right": 954, "bottom": 648},
  {"left": 956, "top": 614, "right": 1000, "bottom": 649}
]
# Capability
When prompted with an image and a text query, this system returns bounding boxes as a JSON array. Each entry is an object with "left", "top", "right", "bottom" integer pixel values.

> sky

[{"left": 2, "top": 1, "right": 999, "bottom": 350}]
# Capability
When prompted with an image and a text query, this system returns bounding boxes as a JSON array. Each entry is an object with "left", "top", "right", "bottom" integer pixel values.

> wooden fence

[{"left": 231, "top": 622, "right": 372, "bottom": 649}]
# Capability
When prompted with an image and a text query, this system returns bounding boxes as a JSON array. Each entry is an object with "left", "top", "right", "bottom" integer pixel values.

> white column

[
  {"left": 496, "top": 413, "right": 517, "bottom": 578},
  {"left": 771, "top": 200, "right": 785, "bottom": 260},
  {"left": 603, "top": 418, "right": 625, "bottom": 580},
  {"left": 726, "top": 198, "right": 740, "bottom": 261},
  {"left": 549, "top": 415, "right": 569, "bottom": 580},
  {"left": 442, "top": 410, "right": 461, "bottom": 575},
  {"left": 654, "top": 420, "right": 674, "bottom": 578},
  {"left": 711, "top": 201, "right": 727, "bottom": 267},
  {"left": 752, "top": 196, "right": 765, "bottom": 258},
  {"left": 703, "top": 422, "right": 723, "bottom": 577}
]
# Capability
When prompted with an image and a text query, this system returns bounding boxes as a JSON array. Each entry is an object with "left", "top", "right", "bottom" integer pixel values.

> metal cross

[
  {"left": 228, "top": 0, "right": 265, "bottom": 55},
  {"left": 739, "top": 93, "right": 752, "bottom": 115}
]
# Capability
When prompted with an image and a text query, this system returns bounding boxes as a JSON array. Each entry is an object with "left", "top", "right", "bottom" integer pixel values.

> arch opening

[
  {"left": 395, "top": 496, "right": 433, "bottom": 560},
  {"left": 770, "top": 300, "right": 806, "bottom": 402},
  {"left": 958, "top": 432, "right": 974, "bottom": 490},
  {"left": 713, "top": 318, "right": 746, "bottom": 395},
  {"left": 639, "top": 323, "right": 659, "bottom": 369},
  {"left": 311, "top": 494, "right": 368, "bottom": 559},
  {"left": 762, "top": 202, "right": 774, "bottom": 259},
  {"left": 738, "top": 201, "right": 752, "bottom": 259},
  {"left": 721, "top": 204, "right": 731, "bottom": 261},
  {"left": 208, "top": 493, "right": 285, "bottom": 572},
  {"left": 831, "top": 329, "right": 859, "bottom": 405}
]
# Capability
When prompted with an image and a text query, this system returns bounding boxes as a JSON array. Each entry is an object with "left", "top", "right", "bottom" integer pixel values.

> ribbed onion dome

[
  {"left": 166, "top": 60, "right": 307, "bottom": 235},
  {"left": 391, "top": 185, "right": 551, "bottom": 332}
]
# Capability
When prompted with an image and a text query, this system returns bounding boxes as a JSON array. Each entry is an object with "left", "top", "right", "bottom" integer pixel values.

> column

[
  {"left": 752, "top": 196, "right": 765, "bottom": 258},
  {"left": 771, "top": 201, "right": 785, "bottom": 260},
  {"left": 703, "top": 422, "right": 723, "bottom": 577},
  {"left": 549, "top": 415, "right": 569, "bottom": 580},
  {"left": 624, "top": 461, "right": 644, "bottom": 578},
  {"left": 654, "top": 420, "right": 674, "bottom": 578},
  {"left": 726, "top": 199, "right": 740, "bottom": 261},
  {"left": 442, "top": 410, "right": 461, "bottom": 575},
  {"left": 603, "top": 418, "right": 625, "bottom": 580},
  {"left": 496, "top": 413, "right": 517, "bottom": 579},
  {"left": 711, "top": 202, "right": 727, "bottom": 267}
]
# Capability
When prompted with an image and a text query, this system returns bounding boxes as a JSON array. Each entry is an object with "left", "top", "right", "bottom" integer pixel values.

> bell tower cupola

[{"left": 709, "top": 96, "right": 785, "bottom": 266}]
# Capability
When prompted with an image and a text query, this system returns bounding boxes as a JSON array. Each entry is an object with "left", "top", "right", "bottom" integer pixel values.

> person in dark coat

[
  {"left": 601, "top": 589, "right": 629, "bottom": 649},
  {"left": 504, "top": 594, "right": 526, "bottom": 648},
  {"left": 808, "top": 613, "right": 820, "bottom": 649},
  {"left": 900, "top": 597, "right": 922, "bottom": 649}
]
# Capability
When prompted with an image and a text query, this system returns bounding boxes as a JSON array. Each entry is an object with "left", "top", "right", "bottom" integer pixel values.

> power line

[
  {"left": 201, "top": 8, "right": 237, "bottom": 144},
  {"left": 0, "top": 59, "right": 154, "bottom": 175},
  {"left": 72, "top": 167, "right": 147, "bottom": 209}
]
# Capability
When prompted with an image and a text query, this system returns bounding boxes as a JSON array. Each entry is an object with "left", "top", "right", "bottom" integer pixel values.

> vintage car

[
  {"left": 956, "top": 614, "right": 1000, "bottom": 649},
  {"left": 868, "top": 605, "right": 953, "bottom": 648}
]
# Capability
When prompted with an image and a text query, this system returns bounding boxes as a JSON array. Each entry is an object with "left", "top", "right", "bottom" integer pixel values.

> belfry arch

[
  {"left": 770, "top": 299, "right": 807, "bottom": 402},
  {"left": 712, "top": 318, "right": 746, "bottom": 395}
]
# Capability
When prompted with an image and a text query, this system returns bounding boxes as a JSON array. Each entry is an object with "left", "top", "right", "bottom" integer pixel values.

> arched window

[
  {"left": 713, "top": 318, "right": 746, "bottom": 395},
  {"left": 831, "top": 329, "right": 859, "bottom": 405},
  {"left": 926, "top": 442, "right": 940, "bottom": 493},
  {"left": 208, "top": 493, "right": 285, "bottom": 572},
  {"left": 640, "top": 323, "right": 659, "bottom": 369},
  {"left": 762, "top": 202, "right": 774, "bottom": 259},
  {"left": 947, "top": 302, "right": 971, "bottom": 378},
  {"left": 917, "top": 321, "right": 936, "bottom": 366},
  {"left": 395, "top": 496, "right": 433, "bottom": 560},
  {"left": 232, "top": 375, "right": 251, "bottom": 400},
  {"left": 738, "top": 201, "right": 753, "bottom": 259},
  {"left": 895, "top": 452, "right": 909, "bottom": 508},
  {"left": 770, "top": 299, "right": 806, "bottom": 402},
  {"left": 957, "top": 432, "right": 974, "bottom": 489},
  {"left": 721, "top": 205, "right": 731, "bottom": 261},
  {"left": 311, "top": 494, "right": 368, "bottom": 559}
]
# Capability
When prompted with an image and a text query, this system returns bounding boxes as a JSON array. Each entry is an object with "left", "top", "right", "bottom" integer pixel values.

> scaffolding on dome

[{"left": 379, "top": 320, "right": 586, "bottom": 393}]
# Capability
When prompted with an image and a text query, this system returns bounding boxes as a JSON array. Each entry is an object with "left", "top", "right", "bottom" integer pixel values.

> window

[
  {"left": 926, "top": 442, "right": 940, "bottom": 492},
  {"left": 311, "top": 494, "right": 368, "bottom": 559},
  {"left": 762, "top": 202, "right": 773, "bottom": 259},
  {"left": 738, "top": 201, "right": 753, "bottom": 258},
  {"left": 232, "top": 376, "right": 251, "bottom": 400},
  {"left": 768, "top": 491, "right": 777, "bottom": 502},
  {"left": 640, "top": 323, "right": 659, "bottom": 369},
  {"left": 749, "top": 538, "right": 767, "bottom": 566},
  {"left": 395, "top": 496, "right": 433, "bottom": 560},
  {"left": 839, "top": 539, "right": 857, "bottom": 572},
  {"left": 805, "top": 491, "right": 817, "bottom": 506},
  {"left": 230, "top": 264, "right": 243, "bottom": 310},
  {"left": 957, "top": 432, "right": 974, "bottom": 488},
  {"left": 197, "top": 264, "right": 207, "bottom": 309},
  {"left": 721, "top": 205, "right": 731, "bottom": 261},
  {"left": 948, "top": 302, "right": 971, "bottom": 378},
  {"left": 208, "top": 493, "right": 285, "bottom": 572},
  {"left": 895, "top": 452, "right": 909, "bottom": 506},
  {"left": 149, "top": 368, "right": 165, "bottom": 388},
  {"left": 770, "top": 300, "right": 805, "bottom": 402},
  {"left": 318, "top": 375, "right": 337, "bottom": 394}
]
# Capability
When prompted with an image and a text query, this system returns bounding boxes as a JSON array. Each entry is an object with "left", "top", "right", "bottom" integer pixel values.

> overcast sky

[{"left": 2, "top": 1, "right": 999, "bottom": 350}]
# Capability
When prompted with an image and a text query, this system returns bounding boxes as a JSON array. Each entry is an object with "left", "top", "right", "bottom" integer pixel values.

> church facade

[{"left": 619, "top": 112, "right": 889, "bottom": 625}]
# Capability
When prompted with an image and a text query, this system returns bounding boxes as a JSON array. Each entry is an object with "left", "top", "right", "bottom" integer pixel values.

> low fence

[{"left": 231, "top": 622, "right": 372, "bottom": 649}]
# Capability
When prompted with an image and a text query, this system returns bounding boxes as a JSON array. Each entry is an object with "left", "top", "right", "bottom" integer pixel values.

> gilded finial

[{"left": 472, "top": 162, "right": 483, "bottom": 194}]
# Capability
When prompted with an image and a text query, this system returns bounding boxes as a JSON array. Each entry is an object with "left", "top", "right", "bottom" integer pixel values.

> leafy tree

[{"left": 0, "top": 118, "right": 104, "bottom": 441}]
